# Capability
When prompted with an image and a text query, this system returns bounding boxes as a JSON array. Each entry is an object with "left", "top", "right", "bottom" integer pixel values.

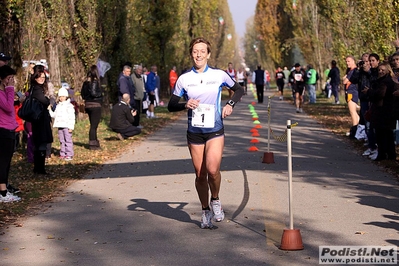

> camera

[{"left": 357, "top": 60, "right": 365, "bottom": 68}]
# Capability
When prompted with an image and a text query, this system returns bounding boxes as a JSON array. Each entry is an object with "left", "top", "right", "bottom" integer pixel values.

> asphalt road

[{"left": 1, "top": 86, "right": 398, "bottom": 265}]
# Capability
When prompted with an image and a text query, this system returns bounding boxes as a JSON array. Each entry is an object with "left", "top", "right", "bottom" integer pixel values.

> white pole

[
  {"left": 287, "top": 119, "right": 294, "bottom": 230},
  {"left": 267, "top": 96, "right": 271, "bottom": 152}
]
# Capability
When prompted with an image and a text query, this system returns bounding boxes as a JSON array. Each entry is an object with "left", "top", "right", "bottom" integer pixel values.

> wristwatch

[{"left": 226, "top": 100, "right": 235, "bottom": 108}]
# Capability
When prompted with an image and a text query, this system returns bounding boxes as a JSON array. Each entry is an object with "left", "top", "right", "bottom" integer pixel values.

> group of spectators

[
  {"left": 110, "top": 64, "right": 163, "bottom": 140},
  {"left": 342, "top": 51, "right": 399, "bottom": 162}
]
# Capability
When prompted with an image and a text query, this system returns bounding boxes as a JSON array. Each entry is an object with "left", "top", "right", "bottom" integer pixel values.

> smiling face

[
  {"left": 35, "top": 73, "right": 46, "bottom": 85},
  {"left": 346, "top": 57, "right": 356, "bottom": 69},
  {"left": 191, "top": 42, "right": 210, "bottom": 72},
  {"left": 378, "top": 65, "right": 389, "bottom": 78}
]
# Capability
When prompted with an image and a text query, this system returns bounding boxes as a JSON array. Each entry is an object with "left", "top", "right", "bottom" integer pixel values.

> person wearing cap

[
  {"left": 0, "top": 65, "right": 21, "bottom": 202},
  {"left": 289, "top": 63, "right": 307, "bottom": 113},
  {"left": 48, "top": 88, "right": 75, "bottom": 161},
  {"left": 0, "top": 53, "right": 11, "bottom": 67}
]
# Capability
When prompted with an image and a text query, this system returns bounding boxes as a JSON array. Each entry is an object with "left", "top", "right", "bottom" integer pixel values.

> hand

[
  {"left": 68, "top": 129, "right": 73, "bottom": 133},
  {"left": 4, "top": 76, "right": 14, "bottom": 87},
  {"left": 185, "top": 99, "right": 200, "bottom": 109},
  {"left": 131, "top": 109, "right": 137, "bottom": 116},
  {"left": 222, "top": 104, "right": 233, "bottom": 118},
  {"left": 47, "top": 105, "right": 52, "bottom": 111},
  {"left": 362, "top": 86, "right": 369, "bottom": 94},
  {"left": 393, "top": 90, "right": 399, "bottom": 97}
]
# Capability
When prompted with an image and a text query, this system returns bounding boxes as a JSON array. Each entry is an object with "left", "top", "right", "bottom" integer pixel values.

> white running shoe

[
  {"left": 363, "top": 148, "right": 377, "bottom": 156},
  {"left": 0, "top": 192, "right": 21, "bottom": 203},
  {"left": 200, "top": 210, "right": 213, "bottom": 229},
  {"left": 369, "top": 152, "right": 378, "bottom": 160},
  {"left": 210, "top": 199, "right": 225, "bottom": 222}
]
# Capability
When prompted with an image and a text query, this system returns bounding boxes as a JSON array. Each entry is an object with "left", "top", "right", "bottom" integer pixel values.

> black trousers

[
  {"left": 85, "top": 107, "right": 102, "bottom": 141},
  {"left": 114, "top": 126, "right": 141, "bottom": 139},
  {"left": 0, "top": 137, "right": 14, "bottom": 185},
  {"left": 134, "top": 99, "right": 142, "bottom": 127},
  {"left": 256, "top": 84, "right": 264, "bottom": 103},
  {"left": 375, "top": 128, "right": 396, "bottom": 160}
]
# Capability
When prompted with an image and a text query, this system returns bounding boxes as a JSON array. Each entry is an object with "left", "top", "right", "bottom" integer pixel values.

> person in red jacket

[
  {"left": 169, "top": 66, "right": 178, "bottom": 94},
  {"left": 14, "top": 95, "right": 24, "bottom": 151}
]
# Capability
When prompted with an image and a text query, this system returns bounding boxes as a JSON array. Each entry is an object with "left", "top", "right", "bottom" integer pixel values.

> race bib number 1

[{"left": 191, "top": 104, "right": 215, "bottom": 128}]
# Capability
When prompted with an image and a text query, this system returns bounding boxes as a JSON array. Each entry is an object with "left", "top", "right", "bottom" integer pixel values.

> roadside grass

[{"left": 0, "top": 105, "right": 182, "bottom": 227}]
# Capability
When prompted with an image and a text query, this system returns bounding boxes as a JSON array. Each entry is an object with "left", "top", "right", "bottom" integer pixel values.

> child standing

[{"left": 49, "top": 88, "right": 75, "bottom": 160}]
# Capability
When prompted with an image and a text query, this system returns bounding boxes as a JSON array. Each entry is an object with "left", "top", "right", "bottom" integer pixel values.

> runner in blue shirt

[{"left": 168, "top": 37, "right": 244, "bottom": 229}]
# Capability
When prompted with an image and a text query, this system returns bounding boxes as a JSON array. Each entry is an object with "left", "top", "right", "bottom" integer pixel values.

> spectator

[
  {"left": 131, "top": 65, "right": 145, "bottom": 128},
  {"left": 48, "top": 88, "right": 75, "bottom": 161},
  {"left": 343, "top": 56, "right": 360, "bottom": 138},
  {"left": 349, "top": 53, "right": 377, "bottom": 158},
  {"left": 283, "top": 66, "right": 291, "bottom": 89},
  {"left": 117, "top": 65, "right": 136, "bottom": 109},
  {"left": 306, "top": 64, "right": 319, "bottom": 104},
  {"left": 169, "top": 66, "right": 178, "bottom": 94},
  {"left": 265, "top": 69, "right": 271, "bottom": 90},
  {"left": 81, "top": 65, "right": 103, "bottom": 150},
  {"left": 328, "top": 60, "right": 341, "bottom": 104},
  {"left": 363, "top": 61, "right": 398, "bottom": 161},
  {"left": 289, "top": 63, "right": 306, "bottom": 113},
  {"left": 0, "top": 52, "right": 11, "bottom": 67},
  {"left": 252, "top": 65, "right": 266, "bottom": 103},
  {"left": 30, "top": 65, "right": 53, "bottom": 175},
  {"left": 0, "top": 65, "right": 21, "bottom": 202},
  {"left": 109, "top": 93, "right": 141, "bottom": 140},
  {"left": 145, "top": 65, "right": 158, "bottom": 118}
]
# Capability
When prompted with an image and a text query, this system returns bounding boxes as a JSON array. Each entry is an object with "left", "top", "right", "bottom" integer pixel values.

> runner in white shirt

[{"left": 168, "top": 37, "right": 244, "bottom": 229}]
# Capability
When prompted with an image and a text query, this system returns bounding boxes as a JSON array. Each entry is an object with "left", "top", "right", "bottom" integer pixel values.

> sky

[{"left": 227, "top": 0, "right": 258, "bottom": 39}]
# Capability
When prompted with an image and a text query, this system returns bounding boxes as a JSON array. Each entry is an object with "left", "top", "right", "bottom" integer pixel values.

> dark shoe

[
  {"left": 33, "top": 150, "right": 47, "bottom": 174},
  {"left": 7, "top": 184, "right": 20, "bottom": 194},
  {"left": 89, "top": 140, "right": 101, "bottom": 150}
]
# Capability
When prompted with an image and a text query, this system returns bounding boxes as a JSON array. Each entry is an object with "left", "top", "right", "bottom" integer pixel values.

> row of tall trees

[
  {"left": 0, "top": 0, "right": 237, "bottom": 102},
  {"left": 244, "top": 0, "right": 399, "bottom": 79}
]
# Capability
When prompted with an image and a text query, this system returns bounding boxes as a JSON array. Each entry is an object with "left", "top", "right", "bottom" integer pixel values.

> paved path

[{"left": 1, "top": 86, "right": 398, "bottom": 265}]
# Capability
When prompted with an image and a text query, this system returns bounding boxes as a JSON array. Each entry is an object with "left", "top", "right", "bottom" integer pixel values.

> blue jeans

[{"left": 307, "top": 84, "right": 316, "bottom": 103}]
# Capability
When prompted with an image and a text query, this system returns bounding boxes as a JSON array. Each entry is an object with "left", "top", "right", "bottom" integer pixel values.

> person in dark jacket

[
  {"left": 328, "top": 60, "right": 341, "bottom": 104},
  {"left": 118, "top": 65, "right": 136, "bottom": 108},
  {"left": 109, "top": 93, "right": 141, "bottom": 140},
  {"left": 363, "top": 61, "right": 398, "bottom": 161},
  {"left": 81, "top": 65, "right": 103, "bottom": 150},
  {"left": 30, "top": 65, "right": 53, "bottom": 174},
  {"left": 252, "top": 65, "right": 265, "bottom": 103}
]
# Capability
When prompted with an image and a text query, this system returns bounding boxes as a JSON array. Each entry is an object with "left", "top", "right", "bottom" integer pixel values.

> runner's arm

[
  {"left": 228, "top": 82, "right": 245, "bottom": 103},
  {"left": 168, "top": 95, "right": 187, "bottom": 112}
]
